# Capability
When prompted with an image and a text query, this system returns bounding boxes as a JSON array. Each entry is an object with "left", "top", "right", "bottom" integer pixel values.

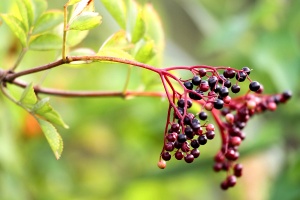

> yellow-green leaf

[
  {"left": 68, "top": 11, "right": 102, "bottom": 30},
  {"left": 1, "top": 14, "right": 27, "bottom": 47},
  {"left": 101, "top": 0, "right": 126, "bottom": 29},
  {"left": 23, "top": 0, "right": 34, "bottom": 27},
  {"left": 131, "top": 9, "right": 145, "bottom": 43},
  {"left": 37, "top": 118, "right": 63, "bottom": 160},
  {"left": 33, "top": 97, "right": 69, "bottom": 129},
  {"left": 15, "top": 0, "right": 29, "bottom": 32},
  {"left": 67, "top": 0, "right": 81, "bottom": 6},
  {"left": 32, "top": 10, "right": 63, "bottom": 34},
  {"left": 67, "top": 29, "right": 89, "bottom": 47},
  {"left": 99, "top": 30, "right": 132, "bottom": 51},
  {"left": 29, "top": 33, "right": 62, "bottom": 50},
  {"left": 135, "top": 40, "right": 156, "bottom": 63},
  {"left": 19, "top": 82, "right": 37, "bottom": 106}
]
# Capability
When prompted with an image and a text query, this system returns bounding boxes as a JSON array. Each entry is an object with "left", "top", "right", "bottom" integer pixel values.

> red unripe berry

[
  {"left": 268, "top": 102, "right": 277, "bottom": 111},
  {"left": 247, "top": 100, "right": 257, "bottom": 109},
  {"left": 175, "top": 151, "right": 184, "bottom": 160},
  {"left": 206, "top": 123, "right": 215, "bottom": 131},
  {"left": 225, "top": 113, "right": 234, "bottom": 124},
  {"left": 205, "top": 102, "right": 213, "bottom": 111},
  {"left": 223, "top": 95, "right": 231, "bottom": 104},
  {"left": 229, "top": 136, "right": 242, "bottom": 146}
]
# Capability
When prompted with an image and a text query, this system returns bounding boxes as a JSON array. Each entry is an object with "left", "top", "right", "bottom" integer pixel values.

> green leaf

[
  {"left": 97, "top": 49, "right": 134, "bottom": 61},
  {"left": 100, "top": 0, "right": 126, "bottom": 29},
  {"left": 23, "top": 0, "right": 34, "bottom": 27},
  {"left": 131, "top": 9, "right": 146, "bottom": 43},
  {"left": 15, "top": 0, "right": 29, "bottom": 32},
  {"left": 66, "top": 29, "right": 89, "bottom": 47},
  {"left": 70, "top": 0, "right": 94, "bottom": 19},
  {"left": 37, "top": 118, "right": 63, "bottom": 160},
  {"left": 1, "top": 14, "right": 27, "bottom": 46},
  {"left": 19, "top": 82, "right": 37, "bottom": 106},
  {"left": 68, "top": 11, "right": 102, "bottom": 30},
  {"left": 32, "top": 0, "right": 48, "bottom": 23},
  {"left": 32, "top": 10, "right": 63, "bottom": 34},
  {"left": 29, "top": 33, "right": 62, "bottom": 50},
  {"left": 33, "top": 97, "right": 69, "bottom": 129},
  {"left": 135, "top": 40, "right": 156, "bottom": 63}
]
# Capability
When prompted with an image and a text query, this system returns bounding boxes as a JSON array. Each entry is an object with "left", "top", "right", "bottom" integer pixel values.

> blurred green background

[{"left": 0, "top": 0, "right": 299, "bottom": 199}]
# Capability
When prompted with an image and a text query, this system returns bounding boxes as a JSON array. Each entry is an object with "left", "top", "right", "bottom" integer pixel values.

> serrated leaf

[
  {"left": 32, "top": 0, "right": 48, "bottom": 23},
  {"left": 97, "top": 49, "right": 134, "bottom": 61},
  {"left": 29, "top": 33, "right": 62, "bottom": 50},
  {"left": 19, "top": 82, "right": 37, "bottom": 106},
  {"left": 32, "top": 10, "right": 63, "bottom": 34},
  {"left": 1, "top": 14, "right": 27, "bottom": 46},
  {"left": 99, "top": 30, "right": 132, "bottom": 51},
  {"left": 135, "top": 40, "right": 156, "bottom": 63},
  {"left": 101, "top": 0, "right": 126, "bottom": 29},
  {"left": 33, "top": 97, "right": 69, "bottom": 129},
  {"left": 37, "top": 118, "right": 63, "bottom": 160},
  {"left": 68, "top": 11, "right": 102, "bottom": 30},
  {"left": 131, "top": 9, "right": 145, "bottom": 43}
]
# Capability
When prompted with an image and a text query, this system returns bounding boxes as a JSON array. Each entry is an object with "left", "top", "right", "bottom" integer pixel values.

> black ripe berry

[
  {"left": 206, "top": 130, "right": 215, "bottom": 140},
  {"left": 177, "top": 134, "right": 187, "bottom": 143},
  {"left": 177, "top": 99, "right": 192, "bottom": 108},
  {"left": 231, "top": 84, "right": 240, "bottom": 93},
  {"left": 191, "top": 139, "right": 200, "bottom": 148},
  {"left": 214, "top": 99, "right": 224, "bottom": 109},
  {"left": 208, "top": 76, "right": 218, "bottom": 89},
  {"left": 249, "top": 81, "right": 260, "bottom": 91},
  {"left": 198, "top": 111, "right": 208, "bottom": 120},
  {"left": 162, "top": 151, "right": 171, "bottom": 161},
  {"left": 198, "top": 135, "right": 207, "bottom": 145},
  {"left": 219, "top": 87, "right": 229, "bottom": 97},
  {"left": 224, "top": 79, "right": 232, "bottom": 88},
  {"left": 236, "top": 71, "right": 247, "bottom": 82},
  {"left": 184, "top": 81, "right": 193, "bottom": 90},
  {"left": 242, "top": 67, "right": 251, "bottom": 75},
  {"left": 192, "top": 76, "right": 201, "bottom": 86},
  {"left": 282, "top": 91, "right": 292, "bottom": 100}
]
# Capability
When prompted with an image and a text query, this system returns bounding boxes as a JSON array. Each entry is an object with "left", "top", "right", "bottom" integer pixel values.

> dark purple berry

[
  {"left": 214, "top": 85, "right": 221, "bottom": 93},
  {"left": 213, "top": 162, "right": 223, "bottom": 172},
  {"left": 170, "top": 123, "right": 180, "bottom": 132},
  {"left": 164, "top": 142, "right": 175, "bottom": 151},
  {"left": 177, "top": 134, "right": 187, "bottom": 143},
  {"left": 189, "top": 89, "right": 203, "bottom": 100},
  {"left": 198, "top": 135, "right": 207, "bottom": 145},
  {"left": 191, "top": 139, "right": 200, "bottom": 148},
  {"left": 166, "top": 133, "right": 177, "bottom": 142},
  {"left": 183, "top": 81, "right": 193, "bottom": 90},
  {"left": 236, "top": 71, "right": 247, "bottom": 82},
  {"left": 220, "top": 180, "right": 229, "bottom": 190},
  {"left": 184, "top": 126, "right": 194, "bottom": 139},
  {"left": 234, "top": 163, "right": 243, "bottom": 177},
  {"left": 174, "top": 141, "right": 183, "bottom": 149},
  {"left": 242, "top": 67, "right": 251, "bottom": 75},
  {"left": 214, "top": 99, "right": 224, "bottom": 109},
  {"left": 206, "top": 130, "right": 215, "bottom": 140},
  {"left": 223, "top": 68, "right": 236, "bottom": 79},
  {"left": 224, "top": 79, "right": 232, "bottom": 88},
  {"left": 161, "top": 151, "right": 171, "bottom": 161},
  {"left": 249, "top": 81, "right": 260, "bottom": 91},
  {"left": 175, "top": 151, "right": 184, "bottom": 160},
  {"left": 191, "top": 148, "right": 200, "bottom": 158},
  {"left": 282, "top": 91, "right": 292, "bottom": 100},
  {"left": 231, "top": 84, "right": 240, "bottom": 93},
  {"left": 219, "top": 87, "right": 229, "bottom": 97},
  {"left": 177, "top": 99, "right": 192, "bottom": 108},
  {"left": 200, "top": 80, "right": 209, "bottom": 92},
  {"left": 192, "top": 76, "right": 201, "bottom": 86},
  {"left": 208, "top": 76, "right": 218, "bottom": 89},
  {"left": 184, "top": 154, "right": 194, "bottom": 163},
  {"left": 227, "top": 175, "right": 237, "bottom": 187},
  {"left": 198, "top": 111, "right": 207, "bottom": 120},
  {"left": 198, "top": 69, "right": 206, "bottom": 77}
]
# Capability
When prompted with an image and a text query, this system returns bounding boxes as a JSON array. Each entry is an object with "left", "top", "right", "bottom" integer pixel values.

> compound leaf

[
  {"left": 68, "top": 11, "right": 102, "bottom": 30},
  {"left": 32, "top": 10, "right": 63, "bottom": 34},
  {"left": 1, "top": 14, "right": 27, "bottom": 47},
  {"left": 100, "top": 0, "right": 126, "bottom": 29},
  {"left": 37, "top": 118, "right": 63, "bottom": 160},
  {"left": 33, "top": 98, "right": 69, "bottom": 129},
  {"left": 29, "top": 33, "right": 62, "bottom": 50},
  {"left": 130, "top": 7, "right": 145, "bottom": 43},
  {"left": 135, "top": 40, "right": 156, "bottom": 63},
  {"left": 19, "top": 82, "right": 37, "bottom": 106}
]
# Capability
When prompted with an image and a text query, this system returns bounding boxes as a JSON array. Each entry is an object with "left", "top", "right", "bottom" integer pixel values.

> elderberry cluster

[{"left": 157, "top": 66, "right": 292, "bottom": 190}]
